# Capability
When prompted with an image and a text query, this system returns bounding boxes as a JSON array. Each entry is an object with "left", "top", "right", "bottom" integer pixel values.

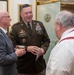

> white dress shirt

[
  {"left": 0, "top": 27, "right": 7, "bottom": 34},
  {"left": 46, "top": 28, "right": 74, "bottom": 75}
]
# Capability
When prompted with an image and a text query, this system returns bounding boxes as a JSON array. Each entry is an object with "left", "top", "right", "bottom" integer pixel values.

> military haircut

[{"left": 20, "top": 4, "right": 31, "bottom": 11}]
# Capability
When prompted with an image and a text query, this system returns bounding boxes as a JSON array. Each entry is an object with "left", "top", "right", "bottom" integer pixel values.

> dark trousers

[{"left": 18, "top": 69, "right": 45, "bottom": 75}]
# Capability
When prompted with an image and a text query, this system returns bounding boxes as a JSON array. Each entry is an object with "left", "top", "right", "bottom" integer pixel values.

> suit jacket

[
  {"left": 0, "top": 29, "right": 18, "bottom": 75},
  {"left": 10, "top": 20, "right": 50, "bottom": 74}
]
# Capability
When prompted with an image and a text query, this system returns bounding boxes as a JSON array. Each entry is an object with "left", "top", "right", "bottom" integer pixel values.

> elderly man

[
  {"left": 46, "top": 10, "right": 74, "bottom": 75},
  {"left": 0, "top": 10, "right": 26, "bottom": 75}
]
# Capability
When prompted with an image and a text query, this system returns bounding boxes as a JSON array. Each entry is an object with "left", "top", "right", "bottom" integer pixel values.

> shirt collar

[
  {"left": 0, "top": 27, "right": 7, "bottom": 34},
  {"left": 23, "top": 20, "right": 32, "bottom": 25},
  {"left": 61, "top": 27, "right": 74, "bottom": 39}
]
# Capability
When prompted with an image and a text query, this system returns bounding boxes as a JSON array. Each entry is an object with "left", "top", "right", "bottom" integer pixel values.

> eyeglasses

[
  {"left": 2, "top": 16, "right": 10, "bottom": 18},
  {"left": 0, "top": 16, "right": 10, "bottom": 20}
]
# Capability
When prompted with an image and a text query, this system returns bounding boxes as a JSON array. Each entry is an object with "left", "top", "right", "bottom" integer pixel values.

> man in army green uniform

[{"left": 10, "top": 4, "right": 50, "bottom": 75}]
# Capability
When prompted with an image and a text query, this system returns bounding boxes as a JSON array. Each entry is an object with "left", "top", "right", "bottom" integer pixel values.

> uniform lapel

[
  {"left": 32, "top": 21, "right": 37, "bottom": 36},
  {"left": 20, "top": 21, "right": 32, "bottom": 35},
  {"left": 20, "top": 20, "right": 37, "bottom": 36}
]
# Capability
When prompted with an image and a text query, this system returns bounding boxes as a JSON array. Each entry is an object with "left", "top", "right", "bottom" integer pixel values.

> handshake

[{"left": 15, "top": 45, "right": 26, "bottom": 57}]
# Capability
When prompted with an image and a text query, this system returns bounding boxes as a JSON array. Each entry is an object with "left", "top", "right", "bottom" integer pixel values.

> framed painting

[{"left": 18, "top": 4, "right": 23, "bottom": 21}]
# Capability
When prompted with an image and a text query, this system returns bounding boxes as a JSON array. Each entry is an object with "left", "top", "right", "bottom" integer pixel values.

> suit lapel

[{"left": 0, "top": 29, "right": 13, "bottom": 47}]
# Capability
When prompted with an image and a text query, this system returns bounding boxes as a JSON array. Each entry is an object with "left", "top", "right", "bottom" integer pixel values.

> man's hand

[
  {"left": 15, "top": 48, "right": 26, "bottom": 57},
  {"left": 27, "top": 46, "right": 45, "bottom": 56}
]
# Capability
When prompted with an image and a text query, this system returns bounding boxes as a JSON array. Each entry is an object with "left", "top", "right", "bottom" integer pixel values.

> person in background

[
  {"left": 0, "top": 10, "right": 26, "bottom": 75},
  {"left": 46, "top": 10, "right": 74, "bottom": 75},
  {"left": 10, "top": 4, "right": 50, "bottom": 75}
]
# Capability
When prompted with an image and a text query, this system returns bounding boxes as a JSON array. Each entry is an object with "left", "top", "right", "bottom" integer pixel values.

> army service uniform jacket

[{"left": 10, "top": 20, "right": 50, "bottom": 74}]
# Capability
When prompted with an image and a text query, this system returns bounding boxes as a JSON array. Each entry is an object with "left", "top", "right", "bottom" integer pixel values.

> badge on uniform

[
  {"left": 36, "top": 23, "right": 42, "bottom": 31},
  {"left": 36, "top": 23, "right": 43, "bottom": 35},
  {"left": 22, "top": 39, "right": 26, "bottom": 44},
  {"left": 20, "top": 30, "right": 25, "bottom": 34},
  {"left": 19, "top": 30, "right": 27, "bottom": 44},
  {"left": 19, "top": 30, "right": 27, "bottom": 38}
]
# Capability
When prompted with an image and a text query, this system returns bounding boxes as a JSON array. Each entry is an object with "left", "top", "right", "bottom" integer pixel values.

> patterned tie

[{"left": 27, "top": 23, "right": 32, "bottom": 34}]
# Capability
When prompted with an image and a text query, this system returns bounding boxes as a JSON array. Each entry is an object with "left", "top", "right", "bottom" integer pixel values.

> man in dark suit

[
  {"left": 10, "top": 4, "right": 50, "bottom": 75},
  {"left": 0, "top": 10, "right": 26, "bottom": 75}
]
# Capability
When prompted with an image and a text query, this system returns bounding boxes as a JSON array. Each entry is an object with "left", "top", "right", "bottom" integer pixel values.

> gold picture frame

[{"left": 18, "top": 4, "right": 23, "bottom": 21}]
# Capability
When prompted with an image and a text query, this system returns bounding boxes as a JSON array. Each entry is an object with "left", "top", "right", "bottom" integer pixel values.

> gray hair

[{"left": 55, "top": 10, "right": 74, "bottom": 27}]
